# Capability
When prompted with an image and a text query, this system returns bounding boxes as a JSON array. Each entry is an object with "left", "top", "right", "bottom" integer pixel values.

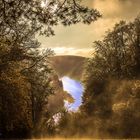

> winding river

[{"left": 61, "top": 76, "right": 84, "bottom": 111}]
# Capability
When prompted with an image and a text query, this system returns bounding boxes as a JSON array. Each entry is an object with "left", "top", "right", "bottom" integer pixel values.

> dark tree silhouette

[
  {"left": 80, "top": 16, "right": 140, "bottom": 138},
  {"left": 0, "top": 0, "right": 101, "bottom": 138}
]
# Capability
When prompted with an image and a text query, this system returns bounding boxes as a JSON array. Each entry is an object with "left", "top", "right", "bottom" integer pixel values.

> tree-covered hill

[{"left": 50, "top": 55, "right": 86, "bottom": 80}]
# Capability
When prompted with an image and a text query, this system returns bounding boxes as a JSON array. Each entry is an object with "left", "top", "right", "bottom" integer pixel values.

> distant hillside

[{"left": 50, "top": 55, "right": 86, "bottom": 80}]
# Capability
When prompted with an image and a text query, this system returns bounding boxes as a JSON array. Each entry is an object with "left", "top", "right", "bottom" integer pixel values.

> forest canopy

[
  {"left": 0, "top": 0, "right": 101, "bottom": 138},
  {"left": 0, "top": 0, "right": 140, "bottom": 139},
  {"left": 51, "top": 15, "right": 140, "bottom": 139}
]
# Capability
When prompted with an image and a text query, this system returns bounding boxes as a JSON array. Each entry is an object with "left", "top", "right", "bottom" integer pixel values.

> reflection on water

[{"left": 61, "top": 76, "right": 84, "bottom": 111}]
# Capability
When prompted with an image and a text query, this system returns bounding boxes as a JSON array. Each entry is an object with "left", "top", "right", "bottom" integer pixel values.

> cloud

[
  {"left": 52, "top": 47, "right": 93, "bottom": 57},
  {"left": 92, "top": 0, "right": 140, "bottom": 19},
  {"left": 37, "top": 0, "right": 140, "bottom": 57},
  {"left": 93, "top": 0, "right": 121, "bottom": 17}
]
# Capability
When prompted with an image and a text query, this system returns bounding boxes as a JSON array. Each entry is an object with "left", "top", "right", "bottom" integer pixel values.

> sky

[
  {"left": 61, "top": 76, "right": 84, "bottom": 111},
  {"left": 37, "top": 0, "right": 140, "bottom": 57}
]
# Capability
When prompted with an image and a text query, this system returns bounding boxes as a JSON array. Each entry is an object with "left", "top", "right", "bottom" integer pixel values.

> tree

[
  {"left": 0, "top": 0, "right": 101, "bottom": 138},
  {"left": 22, "top": 49, "right": 54, "bottom": 134},
  {"left": 81, "top": 15, "right": 140, "bottom": 138},
  {"left": 0, "top": 45, "right": 32, "bottom": 137},
  {"left": 0, "top": 0, "right": 101, "bottom": 44}
]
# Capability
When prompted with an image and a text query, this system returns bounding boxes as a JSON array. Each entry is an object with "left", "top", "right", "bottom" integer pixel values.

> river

[{"left": 61, "top": 76, "right": 84, "bottom": 111}]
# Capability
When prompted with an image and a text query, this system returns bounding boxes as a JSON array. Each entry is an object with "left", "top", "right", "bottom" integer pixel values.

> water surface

[{"left": 61, "top": 76, "right": 84, "bottom": 111}]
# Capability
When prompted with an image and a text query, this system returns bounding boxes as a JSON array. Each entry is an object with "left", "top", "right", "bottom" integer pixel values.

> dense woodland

[
  {"left": 60, "top": 17, "right": 140, "bottom": 138},
  {"left": 0, "top": 0, "right": 140, "bottom": 139}
]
